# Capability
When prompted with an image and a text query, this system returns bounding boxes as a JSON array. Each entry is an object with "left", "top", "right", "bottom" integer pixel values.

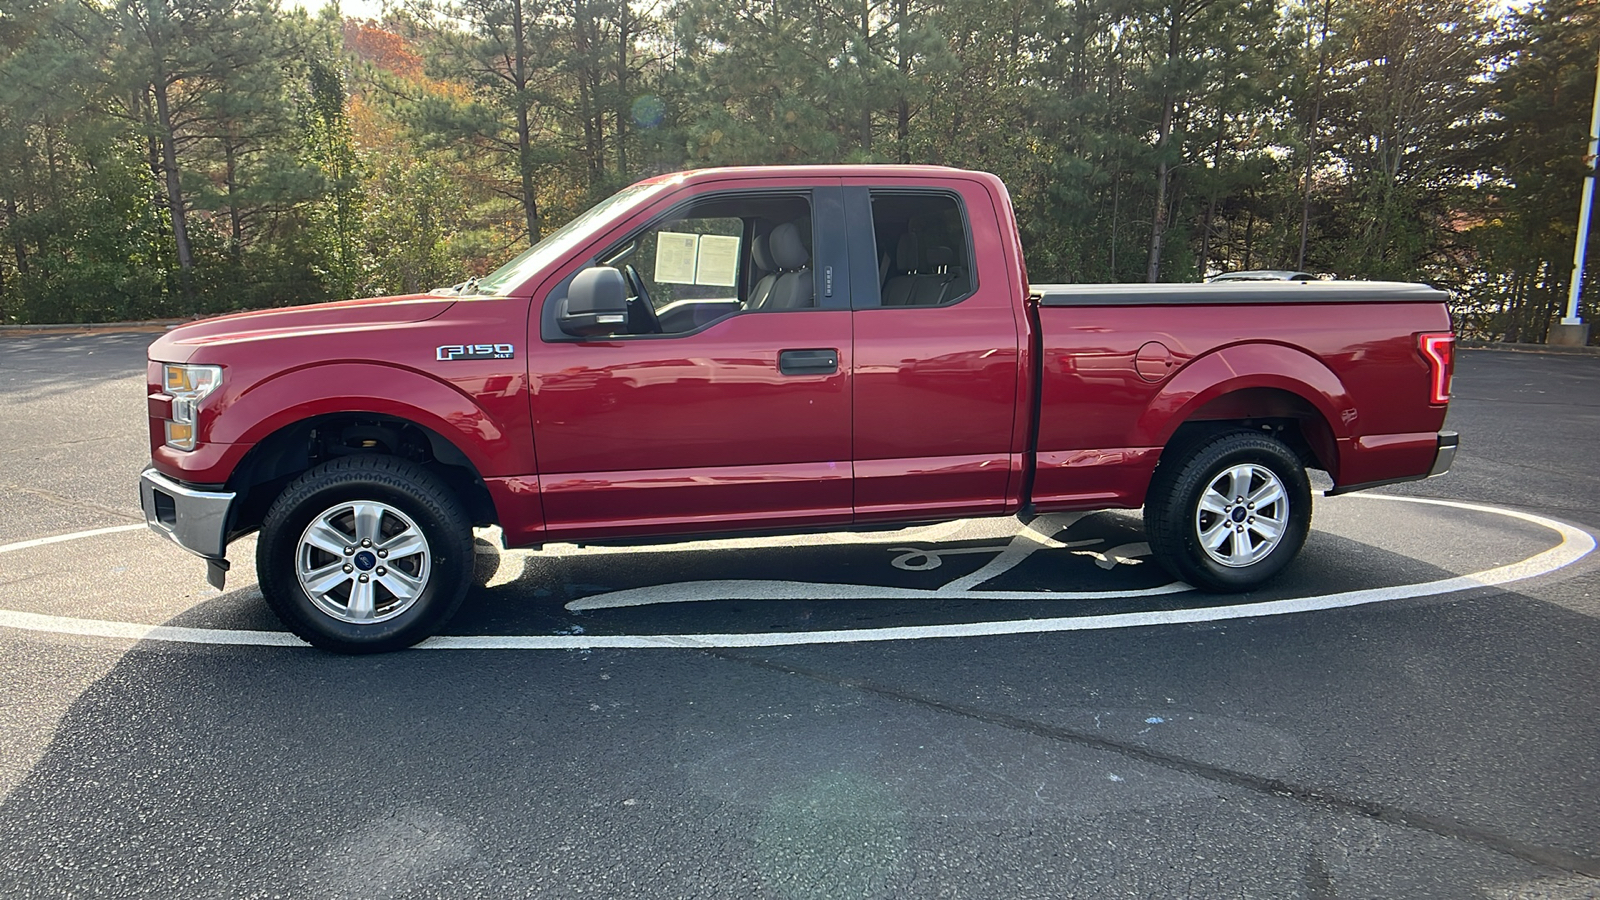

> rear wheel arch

[
  {"left": 1161, "top": 387, "right": 1340, "bottom": 476},
  {"left": 1146, "top": 343, "right": 1350, "bottom": 426},
  {"left": 1142, "top": 343, "right": 1352, "bottom": 475}
]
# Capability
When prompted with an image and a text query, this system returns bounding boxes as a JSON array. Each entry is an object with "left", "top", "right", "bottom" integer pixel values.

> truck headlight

[{"left": 162, "top": 364, "right": 223, "bottom": 451}]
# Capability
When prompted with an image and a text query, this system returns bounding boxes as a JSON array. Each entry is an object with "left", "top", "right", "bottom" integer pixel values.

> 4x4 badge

[{"left": 436, "top": 343, "right": 514, "bottom": 361}]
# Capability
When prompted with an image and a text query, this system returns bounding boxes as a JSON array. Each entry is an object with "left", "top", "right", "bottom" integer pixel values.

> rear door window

[{"left": 866, "top": 192, "right": 975, "bottom": 308}]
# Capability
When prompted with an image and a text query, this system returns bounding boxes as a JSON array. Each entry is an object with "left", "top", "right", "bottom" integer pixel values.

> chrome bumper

[
  {"left": 1429, "top": 431, "right": 1459, "bottom": 477},
  {"left": 139, "top": 468, "right": 235, "bottom": 588}
]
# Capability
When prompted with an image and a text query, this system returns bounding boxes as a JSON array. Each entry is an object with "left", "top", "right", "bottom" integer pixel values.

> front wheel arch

[{"left": 224, "top": 414, "right": 497, "bottom": 541}]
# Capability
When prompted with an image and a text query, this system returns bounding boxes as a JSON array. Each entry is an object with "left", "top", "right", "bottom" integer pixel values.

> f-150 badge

[{"left": 436, "top": 343, "right": 515, "bottom": 361}]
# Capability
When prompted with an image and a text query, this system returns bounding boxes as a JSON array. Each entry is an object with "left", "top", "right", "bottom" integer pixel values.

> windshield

[{"left": 470, "top": 181, "right": 673, "bottom": 296}]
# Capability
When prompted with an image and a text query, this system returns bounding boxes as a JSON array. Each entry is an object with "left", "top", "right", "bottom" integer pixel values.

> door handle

[{"left": 778, "top": 348, "right": 839, "bottom": 375}]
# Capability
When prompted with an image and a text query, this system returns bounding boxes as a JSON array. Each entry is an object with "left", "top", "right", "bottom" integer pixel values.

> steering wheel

[{"left": 622, "top": 265, "right": 663, "bottom": 335}]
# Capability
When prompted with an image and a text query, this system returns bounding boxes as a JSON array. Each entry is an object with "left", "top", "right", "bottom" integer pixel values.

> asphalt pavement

[{"left": 0, "top": 334, "right": 1597, "bottom": 899}]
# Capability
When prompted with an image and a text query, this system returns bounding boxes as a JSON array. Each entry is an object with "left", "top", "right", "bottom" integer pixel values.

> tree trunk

[
  {"left": 573, "top": 3, "right": 602, "bottom": 190},
  {"left": 1505, "top": 268, "right": 1530, "bottom": 342},
  {"left": 512, "top": 0, "right": 540, "bottom": 240},
  {"left": 142, "top": 89, "right": 162, "bottom": 185},
  {"left": 1145, "top": 93, "right": 1174, "bottom": 282},
  {"left": 1201, "top": 127, "right": 1227, "bottom": 273},
  {"left": 43, "top": 123, "right": 60, "bottom": 200},
  {"left": 1297, "top": 0, "right": 1331, "bottom": 271},
  {"left": 616, "top": 3, "right": 629, "bottom": 177},
  {"left": 1110, "top": 168, "right": 1120, "bottom": 277},
  {"left": 516, "top": 114, "right": 539, "bottom": 241},
  {"left": 1145, "top": 15, "right": 1180, "bottom": 283},
  {"left": 895, "top": 0, "right": 910, "bottom": 163},
  {"left": 151, "top": 76, "right": 194, "bottom": 287},
  {"left": 6, "top": 196, "right": 26, "bottom": 276},
  {"left": 1243, "top": 205, "right": 1255, "bottom": 271},
  {"left": 857, "top": 0, "right": 872, "bottom": 155},
  {"left": 224, "top": 140, "right": 243, "bottom": 261}
]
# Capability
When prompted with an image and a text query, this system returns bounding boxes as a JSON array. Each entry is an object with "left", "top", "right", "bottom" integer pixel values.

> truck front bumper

[{"left": 139, "top": 467, "right": 236, "bottom": 589}]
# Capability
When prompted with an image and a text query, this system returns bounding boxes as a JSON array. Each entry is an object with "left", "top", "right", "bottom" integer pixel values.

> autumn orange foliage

[{"left": 342, "top": 19, "right": 423, "bottom": 81}]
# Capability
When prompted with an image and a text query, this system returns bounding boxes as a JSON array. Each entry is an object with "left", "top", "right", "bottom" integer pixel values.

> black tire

[
  {"left": 257, "top": 455, "right": 473, "bottom": 653},
  {"left": 1144, "top": 430, "right": 1312, "bottom": 592}
]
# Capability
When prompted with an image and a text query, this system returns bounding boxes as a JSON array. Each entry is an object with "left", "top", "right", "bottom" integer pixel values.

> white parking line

[
  {"left": 0, "top": 524, "right": 145, "bottom": 555},
  {"left": 0, "top": 497, "right": 1591, "bottom": 650},
  {"left": 0, "top": 608, "right": 303, "bottom": 646}
]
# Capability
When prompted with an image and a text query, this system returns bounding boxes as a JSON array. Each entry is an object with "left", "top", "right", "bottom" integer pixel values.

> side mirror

[{"left": 558, "top": 266, "right": 629, "bottom": 337}]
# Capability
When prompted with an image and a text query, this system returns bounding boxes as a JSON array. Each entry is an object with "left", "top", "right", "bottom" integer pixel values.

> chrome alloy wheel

[
  {"left": 1195, "top": 463, "right": 1289, "bottom": 568},
  {"left": 295, "top": 501, "right": 432, "bottom": 624}
]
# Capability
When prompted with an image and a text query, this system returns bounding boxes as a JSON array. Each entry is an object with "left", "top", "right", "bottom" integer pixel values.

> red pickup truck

[{"left": 138, "top": 165, "right": 1457, "bottom": 652}]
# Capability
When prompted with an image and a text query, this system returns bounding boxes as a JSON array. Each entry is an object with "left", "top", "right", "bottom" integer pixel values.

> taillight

[{"left": 1418, "top": 332, "right": 1454, "bottom": 404}]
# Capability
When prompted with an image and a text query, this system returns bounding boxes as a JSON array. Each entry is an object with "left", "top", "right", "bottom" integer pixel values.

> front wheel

[
  {"left": 257, "top": 456, "right": 473, "bottom": 653},
  {"left": 1144, "top": 430, "right": 1312, "bottom": 592}
]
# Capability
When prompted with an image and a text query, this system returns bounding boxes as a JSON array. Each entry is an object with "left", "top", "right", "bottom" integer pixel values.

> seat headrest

[
  {"left": 769, "top": 222, "right": 808, "bottom": 270},
  {"left": 751, "top": 233, "right": 774, "bottom": 272},
  {"left": 896, "top": 233, "right": 920, "bottom": 271},
  {"left": 926, "top": 245, "right": 954, "bottom": 268}
]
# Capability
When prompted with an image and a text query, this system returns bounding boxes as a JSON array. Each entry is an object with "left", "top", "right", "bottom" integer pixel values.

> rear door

[
  {"left": 531, "top": 182, "right": 856, "bottom": 541},
  {"left": 841, "top": 179, "right": 1025, "bottom": 522}
]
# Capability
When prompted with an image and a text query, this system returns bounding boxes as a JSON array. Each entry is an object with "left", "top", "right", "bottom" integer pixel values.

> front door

[{"left": 531, "top": 184, "right": 855, "bottom": 541}]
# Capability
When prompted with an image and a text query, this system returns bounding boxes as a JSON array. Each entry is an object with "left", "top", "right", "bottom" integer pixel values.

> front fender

[
  {"left": 213, "top": 362, "right": 529, "bottom": 478},
  {"left": 1135, "top": 342, "right": 1355, "bottom": 448}
]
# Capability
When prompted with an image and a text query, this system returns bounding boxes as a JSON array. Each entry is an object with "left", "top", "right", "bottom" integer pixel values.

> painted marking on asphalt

[
  {"left": 0, "top": 524, "right": 145, "bottom": 555},
  {"left": 938, "top": 513, "right": 1086, "bottom": 594},
  {"left": 476, "top": 519, "right": 975, "bottom": 588},
  {"left": 516, "top": 519, "right": 974, "bottom": 558},
  {"left": 0, "top": 608, "right": 303, "bottom": 646},
  {"left": 0, "top": 497, "right": 1591, "bottom": 649},
  {"left": 564, "top": 512, "right": 1180, "bottom": 610},
  {"left": 562, "top": 579, "right": 1193, "bottom": 610}
]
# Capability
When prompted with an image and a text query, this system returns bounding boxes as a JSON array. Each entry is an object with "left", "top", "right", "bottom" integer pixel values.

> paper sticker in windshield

[{"left": 437, "top": 343, "right": 515, "bottom": 361}]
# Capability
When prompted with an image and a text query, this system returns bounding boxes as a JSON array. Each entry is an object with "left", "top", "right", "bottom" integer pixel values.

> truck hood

[{"left": 149, "top": 294, "right": 456, "bottom": 361}]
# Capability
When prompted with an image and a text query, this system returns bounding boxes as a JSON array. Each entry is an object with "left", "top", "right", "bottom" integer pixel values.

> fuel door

[{"left": 1135, "top": 341, "right": 1176, "bottom": 383}]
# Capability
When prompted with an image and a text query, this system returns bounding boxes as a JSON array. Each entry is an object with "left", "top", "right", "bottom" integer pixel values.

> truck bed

[
  {"left": 1028, "top": 282, "right": 1454, "bottom": 511},
  {"left": 1032, "top": 281, "right": 1449, "bottom": 306}
]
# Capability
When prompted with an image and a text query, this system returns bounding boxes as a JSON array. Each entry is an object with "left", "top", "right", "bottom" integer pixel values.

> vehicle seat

[
  {"left": 910, "top": 246, "right": 957, "bottom": 306},
  {"left": 760, "top": 222, "right": 814, "bottom": 309},
  {"left": 748, "top": 232, "right": 779, "bottom": 309},
  {"left": 881, "top": 233, "right": 921, "bottom": 306}
]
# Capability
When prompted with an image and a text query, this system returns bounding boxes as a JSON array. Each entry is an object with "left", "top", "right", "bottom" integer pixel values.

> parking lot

[{"left": 1, "top": 334, "right": 1597, "bottom": 898}]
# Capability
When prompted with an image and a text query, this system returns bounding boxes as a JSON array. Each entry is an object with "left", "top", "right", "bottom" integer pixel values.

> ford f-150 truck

[{"left": 138, "top": 165, "right": 1457, "bottom": 652}]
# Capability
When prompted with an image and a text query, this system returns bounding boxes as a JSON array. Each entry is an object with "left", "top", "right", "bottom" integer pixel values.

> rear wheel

[
  {"left": 1144, "top": 430, "right": 1311, "bottom": 592},
  {"left": 257, "top": 456, "right": 473, "bottom": 653}
]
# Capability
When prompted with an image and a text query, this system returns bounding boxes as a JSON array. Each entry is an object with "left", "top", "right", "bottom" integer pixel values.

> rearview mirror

[{"left": 559, "top": 266, "right": 629, "bottom": 337}]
